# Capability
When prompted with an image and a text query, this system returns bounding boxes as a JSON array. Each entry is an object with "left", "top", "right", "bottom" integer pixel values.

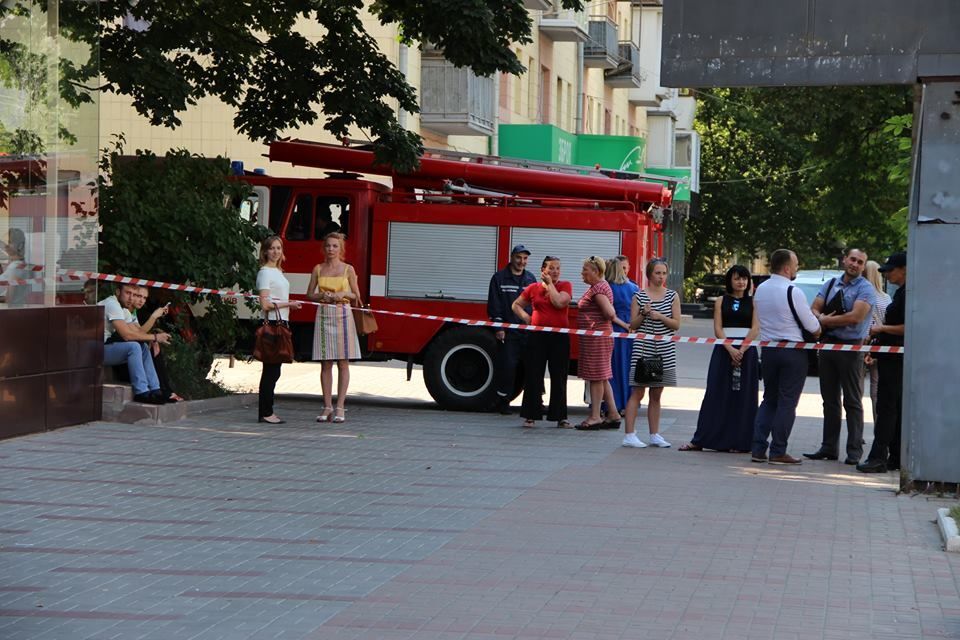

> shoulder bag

[
  {"left": 821, "top": 278, "right": 846, "bottom": 316},
  {"left": 253, "top": 308, "right": 294, "bottom": 364},
  {"left": 787, "top": 285, "right": 819, "bottom": 343},
  {"left": 352, "top": 302, "right": 379, "bottom": 336},
  {"left": 634, "top": 354, "right": 664, "bottom": 384}
]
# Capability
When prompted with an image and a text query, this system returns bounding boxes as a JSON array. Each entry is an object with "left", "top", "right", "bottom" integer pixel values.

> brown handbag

[
  {"left": 253, "top": 309, "right": 294, "bottom": 364},
  {"left": 352, "top": 303, "right": 379, "bottom": 336}
]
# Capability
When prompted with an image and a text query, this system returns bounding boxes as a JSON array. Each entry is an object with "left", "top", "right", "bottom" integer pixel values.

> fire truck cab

[{"left": 239, "top": 140, "right": 672, "bottom": 412}]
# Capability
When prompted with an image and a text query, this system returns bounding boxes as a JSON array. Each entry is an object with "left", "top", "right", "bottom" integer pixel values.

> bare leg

[
  {"left": 321, "top": 361, "right": 334, "bottom": 408},
  {"left": 335, "top": 360, "right": 350, "bottom": 410},
  {"left": 603, "top": 381, "right": 621, "bottom": 421},
  {"left": 647, "top": 387, "right": 664, "bottom": 435},
  {"left": 623, "top": 387, "right": 646, "bottom": 435},
  {"left": 588, "top": 381, "right": 604, "bottom": 422}
]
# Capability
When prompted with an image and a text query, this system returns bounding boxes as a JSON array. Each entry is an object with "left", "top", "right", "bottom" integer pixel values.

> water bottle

[{"left": 731, "top": 365, "right": 741, "bottom": 391}]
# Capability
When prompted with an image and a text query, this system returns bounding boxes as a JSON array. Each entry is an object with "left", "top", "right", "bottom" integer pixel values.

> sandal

[
  {"left": 316, "top": 406, "right": 334, "bottom": 423},
  {"left": 557, "top": 420, "right": 574, "bottom": 429},
  {"left": 574, "top": 420, "right": 602, "bottom": 431},
  {"left": 522, "top": 419, "right": 536, "bottom": 429},
  {"left": 168, "top": 393, "right": 184, "bottom": 403},
  {"left": 600, "top": 418, "right": 622, "bottom": 429},
  {"left": 678, "top": 443, "right": 703, "bottom": 451},
  {"left": 332, "top": 408, "right": 346, "bottom": 424}
]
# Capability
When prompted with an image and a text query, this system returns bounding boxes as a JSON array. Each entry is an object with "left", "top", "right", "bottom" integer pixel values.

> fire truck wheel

[{"left": 423, "top": 327, "right": 498, "bottom": 411}]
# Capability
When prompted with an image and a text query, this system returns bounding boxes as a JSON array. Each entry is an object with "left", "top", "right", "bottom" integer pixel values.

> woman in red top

[
  {"left": 512, "top": 256, "right": 573, "bottom": 428},
  {"left": 576, "top": 256, "right": 631, "bottom": 430}
]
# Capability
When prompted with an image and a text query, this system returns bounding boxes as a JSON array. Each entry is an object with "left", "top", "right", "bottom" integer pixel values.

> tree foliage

[
  {"left": 98, "top": 138, "right": 268, "bottom": 396},
  {"left": 1, "top": 0, "right": 582, "bottom": 172},
  {"left": 687, "top": 86, "right": 913, "bottom": 276}
]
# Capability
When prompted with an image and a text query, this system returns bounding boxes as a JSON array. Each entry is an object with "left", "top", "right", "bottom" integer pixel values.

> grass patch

[{"left": 949, "top": 505, "right": 960, "bottom": 524}]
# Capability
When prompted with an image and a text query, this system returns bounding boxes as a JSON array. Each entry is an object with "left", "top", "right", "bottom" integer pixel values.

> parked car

[{"left": 694, "top": 273, "right": 726, "bottom": 309}]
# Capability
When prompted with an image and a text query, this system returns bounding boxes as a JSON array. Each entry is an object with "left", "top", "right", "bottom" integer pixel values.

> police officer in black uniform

[
  {"left": 858, "top": 251, "right": 907, "bottom": 473},
  {"left": 487, "top": 245, "right": 536, "bottom": 414}
]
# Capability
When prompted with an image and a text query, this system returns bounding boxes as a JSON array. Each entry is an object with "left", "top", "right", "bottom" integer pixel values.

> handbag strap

[{"left": 786, "top": 286, "right": 810, "bottom": 339}]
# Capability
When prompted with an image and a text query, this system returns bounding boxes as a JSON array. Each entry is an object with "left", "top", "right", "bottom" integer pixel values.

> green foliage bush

[{"left": 98, "top": 138, "right": 269, "bottom": 398}]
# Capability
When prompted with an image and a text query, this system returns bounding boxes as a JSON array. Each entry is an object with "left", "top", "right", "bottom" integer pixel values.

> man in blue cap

[
  {"left": 858, "top": 251, "right": 907, "bottom": 473},
  {"left": 487, "top": 245, "right": 536, "bottom": 414}
]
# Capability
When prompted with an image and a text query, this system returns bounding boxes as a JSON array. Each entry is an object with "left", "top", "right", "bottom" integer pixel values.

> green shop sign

[
  {"left": 498, "top": 124, "right": 645, "bottom": 173},
  {"left": 644, "top": 167, "right": 692, "bottom": 202},
  {"left": 497, "top": 124, "right": 577, "bottom": 165}
]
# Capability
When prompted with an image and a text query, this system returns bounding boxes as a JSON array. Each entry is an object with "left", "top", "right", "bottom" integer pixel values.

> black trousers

[
  {"left": 495, "top": 330, "right": 526, "bottom": 399},
  {"left": 152, "top": 349, "right": 175, "bottom": 398},
  {"left": 520, "top": 332, "right": 569, "bottom": 421},
  {"left": 258, "top": 363, "right": 283, "bottom": 418},
  {"left": 866, "top": 355, "right": 903, "bottom": 465}
]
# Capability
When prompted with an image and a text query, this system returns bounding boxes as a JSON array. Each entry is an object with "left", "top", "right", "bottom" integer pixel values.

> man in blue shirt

[
  {"left": 487, "top": 245, "right": 536, "bottom": 414},
  {"left": 803, "top": 248, "right": 876, "bottom": 465}
]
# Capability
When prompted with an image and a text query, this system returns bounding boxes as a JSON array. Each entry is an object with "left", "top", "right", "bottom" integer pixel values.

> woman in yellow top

[{"left": 306, "top": 232, "right": 362, "bottom": 423}]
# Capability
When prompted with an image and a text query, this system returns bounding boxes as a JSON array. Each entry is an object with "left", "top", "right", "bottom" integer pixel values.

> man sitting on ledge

[{"left": 99, "top": 283, "right": 171, "bottom": 405}]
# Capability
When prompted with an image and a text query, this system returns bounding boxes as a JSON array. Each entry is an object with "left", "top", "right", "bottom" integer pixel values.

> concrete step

[{"left": 100, "top": 384, "right": 255, "bottom": 424}]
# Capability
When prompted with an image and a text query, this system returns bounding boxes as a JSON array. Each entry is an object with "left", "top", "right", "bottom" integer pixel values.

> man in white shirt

[
  {"left": 751, "top": 249, "right": 822, "bottom": 464},
  {"left": 99, "top": 284, "right": 170, "bottom": 404}
]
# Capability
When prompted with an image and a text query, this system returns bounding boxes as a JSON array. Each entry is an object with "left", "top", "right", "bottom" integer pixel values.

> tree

[
  {"left": 1, "top": 0, "right": 583, "bottom": 172},
  {"left": 687, "top": 86, "right": 913, "bottom": 277},
  {"left": 97, "top": 138, "right": 268, "bottom": 398}
]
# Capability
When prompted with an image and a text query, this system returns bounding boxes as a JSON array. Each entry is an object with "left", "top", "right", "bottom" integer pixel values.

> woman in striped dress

[
  {"left": 306, "top": 232, "right": 362, "bottom": 424},
  {"left": 862, "top": 260, "right": 892, "bottom": 424},
  {"left": 575, "top": 256, "right": 631, "bottom": 430},
  {"left": 622, "top": 258, "right": 681, "bottom": 449}
]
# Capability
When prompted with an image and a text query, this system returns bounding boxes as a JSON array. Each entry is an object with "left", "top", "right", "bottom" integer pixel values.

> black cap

[
  {"left": 878, "top": 251, "right": 906, "bottom": 273},
  {"left": 511, "top": 244, "right": 531, "bottom": 256}
]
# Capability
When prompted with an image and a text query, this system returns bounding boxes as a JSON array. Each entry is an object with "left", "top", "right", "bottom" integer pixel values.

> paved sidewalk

[{"left": 2, "top": 389, "right": 958, "bottom": 639}]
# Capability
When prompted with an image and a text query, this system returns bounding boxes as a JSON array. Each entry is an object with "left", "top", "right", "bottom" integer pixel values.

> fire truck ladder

[{"left": 343, "top": 138, "right": 682, "bottom": 193}]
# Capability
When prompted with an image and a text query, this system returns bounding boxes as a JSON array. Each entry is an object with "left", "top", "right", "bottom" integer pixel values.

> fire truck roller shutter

[
  {"left": 385, "top": 222, "right": 500, "bottom": 411},
  {"left": 386, "top": 222, "right": 498, "bottom": 301},
  {"left": 509, "top": 228, "right": 622, "bottom": 300}
]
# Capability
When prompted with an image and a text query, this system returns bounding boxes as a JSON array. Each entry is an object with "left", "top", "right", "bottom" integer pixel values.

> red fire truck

[{"left": 238, "top": 139, "right": 672, "bottom": 411}]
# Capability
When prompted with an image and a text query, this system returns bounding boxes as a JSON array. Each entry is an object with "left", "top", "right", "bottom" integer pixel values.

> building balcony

[
  {"left": 538, "top": 8, "right": 589, "bottom": 42},
  {"left": 420, "top": 56, "right": 495, "bottom": 137},
  {"left": 584, "top": 18, "right": 619, "bottom": 68},
  {"left": 628, "top": 81, "right": 673, "bottom": 107},
  {"left": 522, "top": 0, "right": 553, "bottom": 10},
  {"left": 604, "top": 42, "right": 645, "bottom": 88}
]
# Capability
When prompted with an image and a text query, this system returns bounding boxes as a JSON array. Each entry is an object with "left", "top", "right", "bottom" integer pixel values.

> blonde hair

[
  {"left": 583, "top": 255, "right": 606, "bottom": 276},
  {"left": 259, "top": 235, "right": 284, "bottom": 269},
  {"left": 863, "top": 260, "right": 884, "bottom": 294},
  {"left": 605, "top": 256, "right": 627, "bottom": 284}
]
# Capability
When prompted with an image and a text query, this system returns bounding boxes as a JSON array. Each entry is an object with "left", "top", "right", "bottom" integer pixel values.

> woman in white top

[
  {"left": 256, "top": 236, "right": 302, "bottom": 424},
  {"left": 862, "top": 259, "right": 892, "bottom": 424}
]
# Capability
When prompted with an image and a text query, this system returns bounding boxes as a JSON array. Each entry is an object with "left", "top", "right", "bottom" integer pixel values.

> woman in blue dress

[
  {"left": 680, "top": 265, "right": 759, "bottom": 452},
  {"left": 604, "top": 256, "right": 639, "bottom": 415}
]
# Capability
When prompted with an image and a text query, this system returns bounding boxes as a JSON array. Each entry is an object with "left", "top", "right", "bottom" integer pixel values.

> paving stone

[{"left": 2, "top": 360, "right": 959, "bottom": 639}]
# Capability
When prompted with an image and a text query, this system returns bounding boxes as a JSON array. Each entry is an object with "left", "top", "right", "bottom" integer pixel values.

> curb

[{"left": 936, "top": 508, "right": 960, "bottom": 552}]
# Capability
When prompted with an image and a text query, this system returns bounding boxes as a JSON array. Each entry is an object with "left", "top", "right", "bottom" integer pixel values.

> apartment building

[{"left": 100, "top": 1, "right": 699, "bottom": 285}]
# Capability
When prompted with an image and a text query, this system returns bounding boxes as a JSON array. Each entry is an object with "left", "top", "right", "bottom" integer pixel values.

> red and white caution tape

[{"left": 59, "top": 270, "right": 904, "bottom": 354}]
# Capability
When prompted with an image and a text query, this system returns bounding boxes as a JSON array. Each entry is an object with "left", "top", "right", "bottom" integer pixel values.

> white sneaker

[
  {"left": 648, "top": 433, "right": 672, "bottom": 448},
  {"left": 622, "top": 433, "right": 647, "bottom": 448}
]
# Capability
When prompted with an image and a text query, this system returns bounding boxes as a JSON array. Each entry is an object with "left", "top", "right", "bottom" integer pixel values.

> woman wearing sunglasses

[{"left": 680, "top": 264, "right": 760, "bottom": 452}]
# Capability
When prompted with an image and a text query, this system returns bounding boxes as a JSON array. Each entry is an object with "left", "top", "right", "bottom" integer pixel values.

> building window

[{"left": 555, "top": 78, "right": 563, "bottom": 127}]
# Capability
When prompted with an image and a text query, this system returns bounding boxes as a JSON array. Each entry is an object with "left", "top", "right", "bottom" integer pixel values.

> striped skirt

[{"left": 312, "top": 303, "right": 361, "bottom": 361}]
